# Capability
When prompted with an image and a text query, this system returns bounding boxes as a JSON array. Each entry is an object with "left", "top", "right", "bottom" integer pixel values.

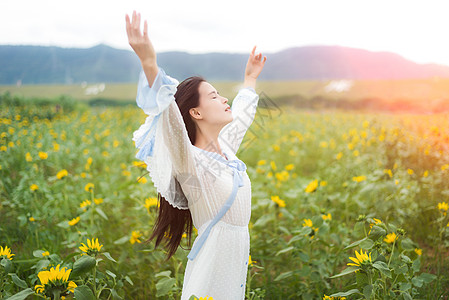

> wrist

[
  {"left": 141, "top": 58, "right": 158, "bottom": 69},
  {"left": 243, "top": 76, "right": 256, "bottom": 89}
]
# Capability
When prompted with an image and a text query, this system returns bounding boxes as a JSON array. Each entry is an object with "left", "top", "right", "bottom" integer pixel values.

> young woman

[{"left": 126, "top": 10, "right": 266, "bottom": 299}]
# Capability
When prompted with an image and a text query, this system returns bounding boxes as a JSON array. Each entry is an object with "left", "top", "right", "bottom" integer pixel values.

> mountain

[{"left": 1, "top": 44, "right": 449, "bottom": 84}]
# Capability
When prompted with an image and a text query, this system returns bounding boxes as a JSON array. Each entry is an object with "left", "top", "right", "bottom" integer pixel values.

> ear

[{"left": 189, "top": 107, "right": 202, "bottom": 120}]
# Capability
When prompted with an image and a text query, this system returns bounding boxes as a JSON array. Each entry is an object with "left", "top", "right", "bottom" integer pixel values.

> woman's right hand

[{"left": 125, "top": 10, "right": 157, "bottom": 67}]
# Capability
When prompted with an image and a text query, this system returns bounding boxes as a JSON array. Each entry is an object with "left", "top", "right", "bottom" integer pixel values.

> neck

[{"left": 194, "top": 127, "right": 224, "bottom": 156}]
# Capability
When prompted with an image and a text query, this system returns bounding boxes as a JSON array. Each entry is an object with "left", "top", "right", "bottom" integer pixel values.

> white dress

[{"left": 132, "top": 67, "right": 259, "bottom": 300}]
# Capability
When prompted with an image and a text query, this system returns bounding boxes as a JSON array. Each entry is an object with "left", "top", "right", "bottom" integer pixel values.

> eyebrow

[{"left": 208, "top": 90, "right": 219, "bottom": 96}]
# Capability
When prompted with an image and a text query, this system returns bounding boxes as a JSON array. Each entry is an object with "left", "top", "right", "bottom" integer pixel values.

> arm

[
  {"left": 243, "top": 45, "right": 267, "bottom": 90},
  {"left": 134, "top": 68, "right": 197, "bottom": 175},
  {"left": 128, "top": 11, "right": 197, "bottom": 178},
  {"left": 125, "top": 11, "right": 158, "bottom": 88},
  {"left": 218, "top": 87, "right": 259, "bottom": 154},
  {"left": 218, "top": 46, "right": 267, "bottom": 154}
]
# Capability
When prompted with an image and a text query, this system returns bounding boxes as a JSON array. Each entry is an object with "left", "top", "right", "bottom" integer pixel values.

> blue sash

[{"left": 187, "top": 156, "right": 247, "bottom": 261}]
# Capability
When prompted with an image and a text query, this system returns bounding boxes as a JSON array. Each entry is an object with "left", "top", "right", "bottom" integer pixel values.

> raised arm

[
  {"left": 127, "top": 11, "right": 197, "bottom": 179},
  {"left": 125, "top": 11, "right": 158, "bottom": 88},
  {"left": 218, "top": 46, "right": 267, "bottom": 154}
]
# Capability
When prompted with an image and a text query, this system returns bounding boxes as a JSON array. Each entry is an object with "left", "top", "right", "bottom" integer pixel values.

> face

[{"left": 189, "top": 81, "right": 233, "bottom": 127}]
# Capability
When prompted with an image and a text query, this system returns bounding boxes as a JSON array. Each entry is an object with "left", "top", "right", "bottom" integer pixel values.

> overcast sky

[{"left": 2, "top": 0, "right": 449, "bottom": 65}]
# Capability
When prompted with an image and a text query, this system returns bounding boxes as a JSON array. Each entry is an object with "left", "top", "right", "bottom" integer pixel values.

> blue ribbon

[
  {"left": 135, "top": 114, "right": 161, "bottom": 160},
  {"left": 187, "top": 157, "right": 247, "bottom": 261}
]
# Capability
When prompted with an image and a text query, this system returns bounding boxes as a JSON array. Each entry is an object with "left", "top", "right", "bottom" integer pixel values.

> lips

[{"left": 225, "top": 106, "right": 231, "bottom": 112}]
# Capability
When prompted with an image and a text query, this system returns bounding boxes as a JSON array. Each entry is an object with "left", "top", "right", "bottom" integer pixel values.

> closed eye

[{"left": 209, "top": 91, "right": 220, "bottom": 99}]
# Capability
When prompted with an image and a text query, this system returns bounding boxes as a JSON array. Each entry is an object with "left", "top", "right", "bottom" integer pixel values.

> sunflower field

[{"left": 1, "top": 92, "right": 448, "bottom": 299}]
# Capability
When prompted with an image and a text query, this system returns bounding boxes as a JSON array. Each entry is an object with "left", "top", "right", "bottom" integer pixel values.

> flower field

[{"left": 1, "top": 96, "right": 449, "bottom": 299}]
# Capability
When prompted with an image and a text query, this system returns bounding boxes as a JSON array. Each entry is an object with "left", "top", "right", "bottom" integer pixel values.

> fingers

[
  {"left": 125, "top": 14, "right": 131, "bottom": 37},
  {"left": 137, "top": 12, "right": 141, "bottom": 30},
  {"left": 251, "top": 45, "right": 256, "bottom": 56},
  {"left": 132, "top": 10, "right": 136, "bottom": 26},
  {"left": 143, "top": 20, "right": 148, "bottom": 37}
]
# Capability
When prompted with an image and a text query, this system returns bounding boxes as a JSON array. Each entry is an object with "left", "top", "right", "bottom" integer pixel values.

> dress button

[{"left": 241, "top": 284, "right": 243, "bottom": 287}]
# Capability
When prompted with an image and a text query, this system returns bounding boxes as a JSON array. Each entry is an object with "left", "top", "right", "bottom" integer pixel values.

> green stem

[
  {"left": 35, "top": 227, "right": 40, "bottom": 249},
  {"left": 90, "top": 189, "right": 95, "bottom": 234},
  {"left": 387, "top": 239, "right": 396, "bottom": 268},
  {"left": 52, "top": 289, "right": 61, "bottom": 299},
  {"left": 0, "top": 272, "right": 4, "bottom": 298},
  {"left": 93, "top": 265, "right": 97, "bottom": 299}
]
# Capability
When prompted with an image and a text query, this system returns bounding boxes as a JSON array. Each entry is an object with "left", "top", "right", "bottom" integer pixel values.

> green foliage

[{"left": 1, "top": 100, "right": 449, "bottom": 299}]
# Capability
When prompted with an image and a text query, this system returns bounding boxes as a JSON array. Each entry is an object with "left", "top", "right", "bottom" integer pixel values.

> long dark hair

[{"left": 146, "top": 75, "right": 206, "bottom": 261}]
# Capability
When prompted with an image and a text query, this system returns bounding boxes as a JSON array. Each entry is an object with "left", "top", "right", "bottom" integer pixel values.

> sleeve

[
  {"left": 218, "top": 87, "right": 259, "bottom": 155},
  {"left": 132, "top": 67, "right": 199, "bottom": 210}
]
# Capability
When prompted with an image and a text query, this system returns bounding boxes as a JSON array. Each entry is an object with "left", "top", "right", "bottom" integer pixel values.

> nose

[{"left": 222, "top": 96, "right": 228, "bottom": 104}]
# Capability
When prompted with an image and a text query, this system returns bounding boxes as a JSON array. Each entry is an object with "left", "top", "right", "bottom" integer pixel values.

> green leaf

[
  {"left": 368, "top": 225, "right": 386, "bottom": 241},
  {"left": 4, "top": 288, "right": 35, "bottom": 300},
  {"left": 57, "top": 220, "right": 70, "bottom": 229},
  {"left": 156, "top": 277, "right": 176, "bottom": 297},
  {"left": 356, "top": 272, "right": 369, "bottom": 286},
  {"left": 114, "top": 236, "right": 129, "bottom": 245},
  {"left": 103, "top": 252, "right": 117, "bottom": 263},
  {"left": 298, "top": 251, "right": 309, "bottom": 262},
  {"left": 418, "top": 273, "right": 437, "bottom": 283},
  {"left": 105, "top": 269, "right": 116, "bottom": 279},
  {"left": 253, "top": 214, "right": 272, "bottom": 227},
  {"left": 399, "top": 282, "right": 411, "bottom": 291},
  {"left": 274, "top": 271, "right": 294, "bottom": 281},
  {"left": 400, "top": 238, "right": 415, "bottom": 251},
  {"left": 363, "top": 284, "right": 373, "bottom": 299},
  {"left": 74, "top": 285, "right": 95, "bottom": 300},
  {"left": 124, "top": 275, "right": 134, "bottom": 286},
  {"left": 373, "top": 261, "right": 391, "bottom": 278},
  {"left": 394, "top": 264, "right": 408, "bottom": 275},
  {"left": 412, "top": 259, "right": 421, "bottom": 273},
  {"left": 189, "top": 296, "right": 199, "bottom": 300},
  {"left": 34, "top": 259, "right": 50, "bottom": 272},
  {"left": 344, "top": 237, "right": 367, "bottom": 250},
  {"left": 62, "top": 252, "right": 80, "bottom": 265},
  {"left": 276, "top": 246, "right": 294, "bottom": 256},
  {"left": 360, "top": 238, "right": 374, "bottom": 250},
  {"left": 411, "top": 277, "right": 423, "bottom": 287},
  {"left": 329, "top": 289, "right": 361, "bottom": 297},
  {"left": 9, "top": 273, "right": 28, "bottom": 288},
  {"left": 1, "top": 257, "right": 13, "bottom": 273},
  {"left": 95, "top": 207, "right": 108, "bottom": 220},
  {"left": 155, "top": 270, "right": 172, "bottom": 278},
  {"left": 110, "top": 288, "right": 124, "bottom": 300},
  {"left": 278, "top": 226, "right": 291, "bottom": 235},
  {"left": 402, "top": 292, "right": 412, "bottom": 300},
  {"left": 330, "top": 267, "right": 358, "bottom": 278},
  {"left": 287, "top": 234, "right": 304, "bottom": 245},
  {"left": 32, "top": 250, "right": 46, "bottom": 258},
  {"left": 71, "top": 255, "right": 97, "bottom": 278}
]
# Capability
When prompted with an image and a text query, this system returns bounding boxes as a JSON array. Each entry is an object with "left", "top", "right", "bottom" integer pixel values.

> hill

[{"left": 1, "top": 44, "right": 449, "bottom": 84}]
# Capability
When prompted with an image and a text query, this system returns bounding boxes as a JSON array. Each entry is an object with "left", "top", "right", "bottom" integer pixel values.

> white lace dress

[{"left": 132, "top": 67, "right": 259, "bottom": 300}]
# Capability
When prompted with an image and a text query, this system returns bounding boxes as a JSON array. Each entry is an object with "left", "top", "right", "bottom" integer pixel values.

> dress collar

[{"left": 192, "top": 145, "right": 229, "bottom": 161}]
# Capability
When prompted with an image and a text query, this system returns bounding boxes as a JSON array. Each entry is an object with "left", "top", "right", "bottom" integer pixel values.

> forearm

[
  {"left": 141, "top": 60, "right": 159, "bottom": 88},
  {"left": 243, "top": 75, "right": 257, "bottom": 90}
]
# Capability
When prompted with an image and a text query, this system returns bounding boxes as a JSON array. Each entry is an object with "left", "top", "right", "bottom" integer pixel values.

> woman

[{"left": 126, "top": 10, "right": 266, "bottom": 299}]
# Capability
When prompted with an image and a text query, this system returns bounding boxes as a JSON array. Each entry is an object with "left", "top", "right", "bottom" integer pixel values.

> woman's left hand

[{"left": 244, "top": 46, "right": 267, "bottom": 79}]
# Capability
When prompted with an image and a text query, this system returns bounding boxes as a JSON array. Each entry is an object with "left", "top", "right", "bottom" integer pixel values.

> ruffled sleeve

[
  {"left": 132, "top": 67, "right": 198, "bottom": 210},
  {"left": 218, "top": 87, "right": 259, "bottom": 155}
]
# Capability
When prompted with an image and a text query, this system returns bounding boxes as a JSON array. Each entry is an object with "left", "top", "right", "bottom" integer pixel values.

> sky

[{"left": 2, "top": 0, "right": 449, "bottom": 66}]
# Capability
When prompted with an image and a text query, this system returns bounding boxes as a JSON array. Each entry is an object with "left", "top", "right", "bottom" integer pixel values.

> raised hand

[
  {"left": 125, "top": 10, "right": 158, "bottom": 87},
  {"left": 125, "top": 10, "right": 157, "bottom": 67},
  {"left": 245, "top": 46, "right": 267, "bottom": 80}
]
